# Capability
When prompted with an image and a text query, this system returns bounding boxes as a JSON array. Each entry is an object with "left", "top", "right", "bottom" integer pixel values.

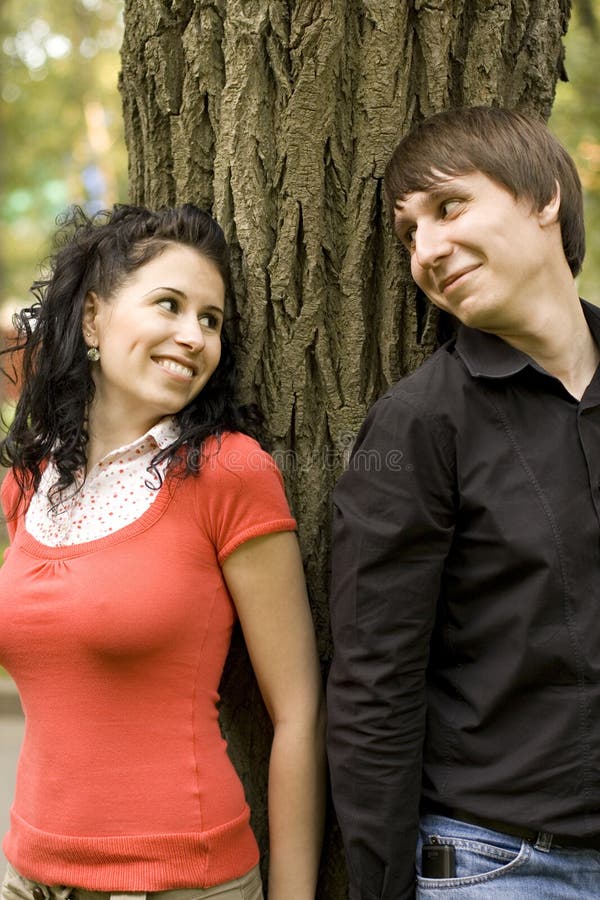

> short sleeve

[{"left": 197, "top": 433, "right": 297, "bottom": 563}]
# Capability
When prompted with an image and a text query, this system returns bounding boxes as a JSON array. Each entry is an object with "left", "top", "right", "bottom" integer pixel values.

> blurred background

[
  {"left": 551, "top": 0, "right": 600, "bottom": 303},
  {"left": 0, "top": 0, "right": 127, "bottom": 400}
]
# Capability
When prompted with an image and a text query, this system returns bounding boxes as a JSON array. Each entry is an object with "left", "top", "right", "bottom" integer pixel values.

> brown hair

[{"left": 383, "top": 106, "right": 585, "bottom": 276}]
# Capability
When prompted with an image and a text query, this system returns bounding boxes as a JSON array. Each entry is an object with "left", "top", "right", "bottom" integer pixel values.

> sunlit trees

[
  {"left": 0, "top": 0, "right": 127, "bottom": 308},
  {"left": 551, "top": 0, "right": 600, "bottom": 302}
]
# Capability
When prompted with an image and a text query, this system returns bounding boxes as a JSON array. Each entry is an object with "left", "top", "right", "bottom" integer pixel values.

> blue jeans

[{"left": 416, "top": 814, "right": 600, "bottom": 898}]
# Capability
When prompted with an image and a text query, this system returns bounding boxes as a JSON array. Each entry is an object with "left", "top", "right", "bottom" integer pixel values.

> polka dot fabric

[{"left": 26, "top": 419, "right": 180, "bottom": 547}]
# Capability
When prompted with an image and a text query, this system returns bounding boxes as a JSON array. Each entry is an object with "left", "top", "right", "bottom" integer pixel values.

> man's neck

[{"left": 495, "top": 290, "right": 599, "bottom": 400}]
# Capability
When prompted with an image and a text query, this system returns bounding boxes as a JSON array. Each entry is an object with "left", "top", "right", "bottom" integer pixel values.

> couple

[{"left": 1, "top": 107, "right": 598, "bottom": 900}]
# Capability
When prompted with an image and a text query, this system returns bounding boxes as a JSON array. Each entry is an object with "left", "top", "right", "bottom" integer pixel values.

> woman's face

[{"left": 83, "top": 242, "right": 225, "bottom": 437}]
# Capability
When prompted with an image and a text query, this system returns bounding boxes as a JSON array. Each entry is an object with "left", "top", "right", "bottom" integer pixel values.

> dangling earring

[{"left": 87, "top": 346, "right": 100, "bottom": 362}]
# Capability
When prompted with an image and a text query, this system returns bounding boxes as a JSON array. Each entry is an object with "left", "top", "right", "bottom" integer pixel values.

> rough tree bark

[{"left": 119, "top": 1, "right": 571, "bottom": 895}]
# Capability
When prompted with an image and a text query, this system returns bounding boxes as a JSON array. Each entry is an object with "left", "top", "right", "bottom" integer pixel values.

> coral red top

[{"left": 0, "top": 433, "right": 296, "bottom": 891}]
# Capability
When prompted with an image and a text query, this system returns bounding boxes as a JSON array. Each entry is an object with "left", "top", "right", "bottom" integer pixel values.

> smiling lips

[
  {"left": 154, "top": 357, "right": 196, "bottom": 378},
  {"left": 440, "top": 264, "right": 480, "bottom": 294}
]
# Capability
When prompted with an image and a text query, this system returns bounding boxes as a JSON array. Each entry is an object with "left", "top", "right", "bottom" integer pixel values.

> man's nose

[{"left": 413, "top": 222, "right": 452, "bottom": 270}]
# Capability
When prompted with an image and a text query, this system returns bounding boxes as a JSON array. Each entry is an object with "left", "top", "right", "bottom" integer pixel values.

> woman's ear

[{"left": 82, "top": 291, "right": 100, "bottom": 347}]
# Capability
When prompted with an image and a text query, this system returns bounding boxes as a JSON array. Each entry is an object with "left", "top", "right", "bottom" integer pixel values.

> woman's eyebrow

[{"left": 144, "top": 286, "right": 186, "bottom": 298}]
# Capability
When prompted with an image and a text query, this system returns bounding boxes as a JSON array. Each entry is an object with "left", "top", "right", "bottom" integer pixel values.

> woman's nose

[{"left": 176, "top": 315, "right": 206, "bottom": 351}]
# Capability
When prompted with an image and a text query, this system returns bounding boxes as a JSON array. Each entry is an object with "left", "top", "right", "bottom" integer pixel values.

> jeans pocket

[{"left": 416, "top": 826, "right": 531, "bottom": 887}]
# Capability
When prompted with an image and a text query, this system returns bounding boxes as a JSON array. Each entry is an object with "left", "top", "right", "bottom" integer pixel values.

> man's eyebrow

[{"left": 394, "top": 181, "right": 461, "bottom": 212}]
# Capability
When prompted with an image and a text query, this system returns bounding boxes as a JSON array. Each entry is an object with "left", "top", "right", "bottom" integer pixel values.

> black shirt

[{"left": 327, "top": 302, "right": 600, "bottom": 900}]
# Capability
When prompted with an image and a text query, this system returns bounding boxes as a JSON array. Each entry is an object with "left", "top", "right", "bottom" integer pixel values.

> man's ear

[
  {"left": 538, "top": 181, "right": 561, "bottom": 227},
  {"left": 82, "top": 291, "right": 100, "bottom": 346}
]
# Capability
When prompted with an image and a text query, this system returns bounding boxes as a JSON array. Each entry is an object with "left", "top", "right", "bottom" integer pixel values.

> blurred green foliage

[
  {"left": 551, "top": 0, "right": 600, "bottom": 303},
  {"left": 0, "top": 0, "right": 127, "bottom": 314}
]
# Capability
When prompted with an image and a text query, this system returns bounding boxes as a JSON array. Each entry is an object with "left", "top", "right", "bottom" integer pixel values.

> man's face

[{"left": 393, "top": 171, "right": 560, "bottom": 334}]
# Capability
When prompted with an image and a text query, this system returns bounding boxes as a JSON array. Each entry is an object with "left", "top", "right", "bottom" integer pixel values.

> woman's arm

[{"left": 222, "top": 530, "right": 326, "bottom": 900}]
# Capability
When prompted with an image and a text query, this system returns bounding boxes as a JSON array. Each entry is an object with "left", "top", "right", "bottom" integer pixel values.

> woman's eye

[
  {"left": 199, "top": 313, "right": 220, "bottom": 330},
  {"left": 157, "top": 297, "right": 178, "bottom": 312}
]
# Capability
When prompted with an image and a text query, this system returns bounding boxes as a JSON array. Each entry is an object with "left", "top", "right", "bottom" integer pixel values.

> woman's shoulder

[
  {"left": 201, "top": 431, "right": 279, "bottom": 478},
  {"left": 185, "top": 432, "right": 295, "bottom": 555},
  {"left": 189, "top": 431, "right": 290, "bottom": 510}
]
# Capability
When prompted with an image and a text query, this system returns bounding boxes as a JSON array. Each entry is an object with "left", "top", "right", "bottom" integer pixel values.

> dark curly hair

[{"left": 0, "top": 203, "right": 262, "bottom": 506}]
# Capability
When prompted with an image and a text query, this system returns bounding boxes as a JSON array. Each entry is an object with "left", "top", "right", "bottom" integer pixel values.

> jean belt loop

[
  {"left": 534, "top": 831, "right": 554, "bottom": 852},
  {"left": 109, "top": 895, "right": 147, "bottom": 900}
]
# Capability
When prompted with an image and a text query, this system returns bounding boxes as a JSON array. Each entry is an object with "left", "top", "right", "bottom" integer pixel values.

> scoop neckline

[{"left": 17, "top": 477, "right": 175, "bottom": 559}]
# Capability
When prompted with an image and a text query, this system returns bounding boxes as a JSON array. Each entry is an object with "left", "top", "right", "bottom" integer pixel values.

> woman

[{"left": 0, "top": 204, "right": 325, "bottom": 900}]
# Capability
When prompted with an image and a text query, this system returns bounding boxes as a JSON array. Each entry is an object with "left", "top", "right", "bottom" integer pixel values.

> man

[{"left": 327, "top": 106, "right": 600, "bottom": 900}]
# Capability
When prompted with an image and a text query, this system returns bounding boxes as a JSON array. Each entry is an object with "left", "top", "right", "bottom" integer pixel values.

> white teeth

[{"left": 156, "top": 359, "right": 194, "bottom": 377}]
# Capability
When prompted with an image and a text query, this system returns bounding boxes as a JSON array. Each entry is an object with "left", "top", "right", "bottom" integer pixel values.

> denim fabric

[
  {"left": 0, "top": 865, "right": 263, "bottom": 900},
  {"left": 416, "top": 814, "right": 600, "bottom": 898}
]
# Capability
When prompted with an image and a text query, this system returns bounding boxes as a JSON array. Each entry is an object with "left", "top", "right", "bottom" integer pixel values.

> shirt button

[{"left": 32, "top": 888, "right": 45, "bottom": 900}]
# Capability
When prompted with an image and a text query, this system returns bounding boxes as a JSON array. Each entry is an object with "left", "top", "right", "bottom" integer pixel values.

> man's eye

[
  {"left": 403, "top": 227, "right": 416, "bottom": 249},
  {"left": 441, "top": 199, "right": 461, "bottom": 216},
  {"left": 157, "top": 297, "right": 178, "bottom": 312}
]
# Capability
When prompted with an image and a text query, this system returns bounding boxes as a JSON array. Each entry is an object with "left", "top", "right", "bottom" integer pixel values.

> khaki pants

[{"left": 1, "top": 864, "right": 263, "bottom": 900}]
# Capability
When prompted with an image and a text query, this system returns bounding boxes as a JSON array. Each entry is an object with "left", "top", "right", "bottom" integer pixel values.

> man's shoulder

[
  {"left": 383, "top": 339, "right": 469, "bottom": 411},
  {"left": 351, "top": 342, "right": 468, "bottom": 459}
]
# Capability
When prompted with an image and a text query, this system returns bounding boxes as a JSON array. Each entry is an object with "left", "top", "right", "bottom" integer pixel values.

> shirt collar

[
  {"left": 455, "top": 326, "right": 529, "bottom": 379},
  {"left": 99, "top": 417, "right": 180, "bottom": 463},
  {"left": 146, "top": 416, "right": 180, "bottom": 450},
  {"left": 455, "top": 299, "right": 600, "bottom": 381}
]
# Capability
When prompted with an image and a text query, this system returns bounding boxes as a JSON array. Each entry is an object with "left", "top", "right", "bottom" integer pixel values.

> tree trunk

[{"left": 119, "top": 1, "right": 571, "bottom": 895}]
